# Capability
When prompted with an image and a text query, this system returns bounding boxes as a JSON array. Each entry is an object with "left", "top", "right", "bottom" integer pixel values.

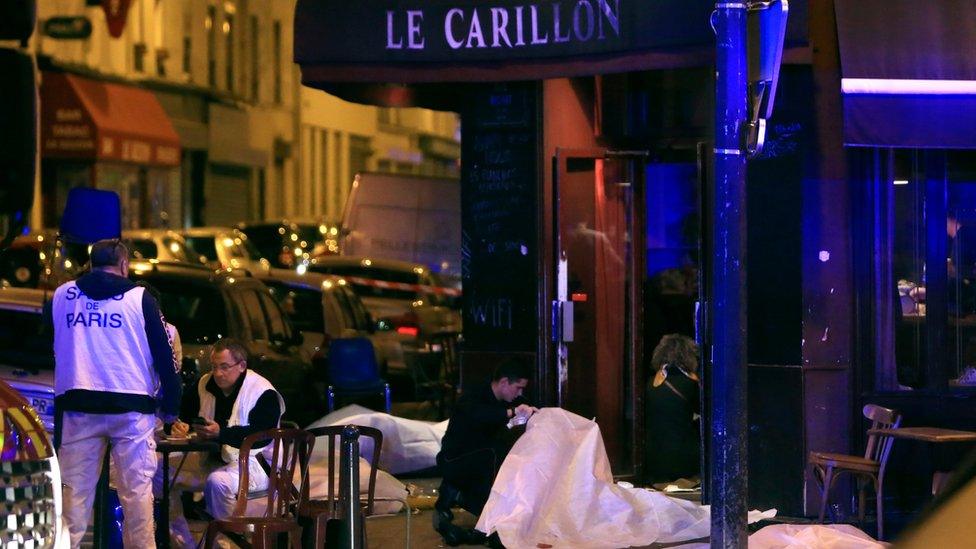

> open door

[{"left": 552, "top": 148, "right": 646, "bottom": 476}]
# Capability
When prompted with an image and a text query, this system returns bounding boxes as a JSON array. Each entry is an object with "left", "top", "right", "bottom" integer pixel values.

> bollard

[{"left": 338, "top": 425, "right": 363, "bottom": 549}]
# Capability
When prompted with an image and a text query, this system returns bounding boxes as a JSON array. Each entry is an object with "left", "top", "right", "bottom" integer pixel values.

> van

[{"left": 340, "top": 173, "right": 461, "bottom": 277}]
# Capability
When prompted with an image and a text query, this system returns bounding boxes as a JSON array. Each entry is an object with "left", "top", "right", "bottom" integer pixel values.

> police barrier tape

[{"left": 342, "top": 276, "right": 462, "bottom": 297}]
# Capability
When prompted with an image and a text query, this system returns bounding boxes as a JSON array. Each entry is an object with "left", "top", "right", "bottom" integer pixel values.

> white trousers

[
  {"left": 152, "top": 451, "right": 269, "bottom": 549},
  {"left": 59, "top": 411, "right": 157, "bottom": 549}
]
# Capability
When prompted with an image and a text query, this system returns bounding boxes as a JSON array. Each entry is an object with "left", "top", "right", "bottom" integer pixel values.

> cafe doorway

[{"left": 552, "top": 146, "right": 705, "bottom": 480}]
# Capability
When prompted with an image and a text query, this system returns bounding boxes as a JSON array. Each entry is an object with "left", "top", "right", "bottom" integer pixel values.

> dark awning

[
  {"left": 294, "top": 0, "right": 714, "bottom": 90},
  {"left": 40, "top": 71, "right": 181, "bottom": 166},
  {"left": 835, "top": 0, "right": 976, "bottom": 148}
]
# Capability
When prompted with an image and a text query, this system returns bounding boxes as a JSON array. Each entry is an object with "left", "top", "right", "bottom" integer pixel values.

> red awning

[{"left": 41, "top": 71, "right": 180, "bottom": 166}]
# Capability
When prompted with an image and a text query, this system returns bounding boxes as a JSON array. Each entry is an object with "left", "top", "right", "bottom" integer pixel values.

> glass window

[
  {"left": 126, "top": 239, "right": 159, "bottom": 260},
  {"left": 343, "top": 287, "right": 373, "bottom": 331},
  {"left": 160, "top": 237, "right": 192, "bottom": 263},
  {"left": 240, "top": 290, "right": 268, "bottom": 340},
  {"left": 225, "top": 14, "right": 235, "bottom": 91},
  {"left": 258, "top": 291, "right": 290, "bottom": 342},
  {"left": 238, "top": 236, "right": 265, "bottom": 261},
  {"left": 331, "top": 286, "right": 361, "bottom": 331},
  {"left": 134, "top": 277, "right": 228, "bottom": 344},
  {"left": 206, "top": 6, "right": 216, "bottom": 87},
  {"left": 185, "top": 237, "right": 218, "bottom": 261},
  {"left": 867, "top": 149, "right": 976, "bottom": 390},
  {"left": 0, "top": 308, "right": 53, "bottom": 370},
  {"left": 267, "top": 282, "right": 324, "bottom": 333}
]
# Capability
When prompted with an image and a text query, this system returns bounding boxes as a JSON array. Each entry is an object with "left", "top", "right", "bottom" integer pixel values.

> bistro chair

[
  {"left": 298, "top": 425, "right": 409, "bottom": 548},
  {"left": 203, "top": 428, "right": 315, "bottom": 549},
  {"left": 326, "top": 337, "right": 392, "bottom": 413},
  {"left": 808, "top": 404, "right": 902, "bottom": 540}
]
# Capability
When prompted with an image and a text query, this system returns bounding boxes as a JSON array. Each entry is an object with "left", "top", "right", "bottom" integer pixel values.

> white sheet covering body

[
  {"left": 476, "top": 408, "right": 775, "bottom": 548},
  {"left": 748, "top": 524, "right": 884, "bottom": 549},
  {"left": 306, "top": 404, "right": 447, "bottom": 474}
]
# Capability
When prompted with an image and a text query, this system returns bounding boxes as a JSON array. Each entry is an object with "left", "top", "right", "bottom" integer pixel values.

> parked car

[
  {"left": 0, "top": 286, "right": 56, "bottom": 431},
  {"left": 180, "top": 227, "right": 271, "bottom": 274},
  {"left": 306, "top": 256, "right": 462, "bottom": 341},
  {"left": 128, "top": 260, "right": 322, "bottom": 426},
  {"left": 255, "top": 268, "right": 406, "bottom": 375},
  {"left": 122, "top": 229, "right": 197, "bottom": 263},
  {"left": 0, "top": 231, "right": 56, "bottom": 288},
  {"left": 238, "top": 219, "right": 340, "bottom": 270}
]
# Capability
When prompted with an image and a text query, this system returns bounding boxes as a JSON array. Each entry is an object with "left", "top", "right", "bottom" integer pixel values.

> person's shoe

[
  {"left": 485, "top": 532, "right": 505, "bottom": 549},
  {"left": 433, "top": 509, "right": 465, "bottom": 547},
  {"left": 462, "top": 528, "right": 487, "bottom": 545}
]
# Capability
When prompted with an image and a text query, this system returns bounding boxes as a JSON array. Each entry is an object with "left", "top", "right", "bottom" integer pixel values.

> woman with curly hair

[{"left": 644, "top": 333, "right": 701, "bottom": 483}]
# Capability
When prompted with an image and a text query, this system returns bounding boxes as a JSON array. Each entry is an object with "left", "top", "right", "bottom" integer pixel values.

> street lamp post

[{"left": 711, "top": 1, "right": 749, "bottom": 547}]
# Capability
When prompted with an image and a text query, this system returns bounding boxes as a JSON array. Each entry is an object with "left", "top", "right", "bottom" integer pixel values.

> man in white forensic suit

[
  {"left": 51, "top": 239, "right": 181, "bottom": 548},
  {"left": 154, "top": 338, "right": 284, "bottom": 548}
]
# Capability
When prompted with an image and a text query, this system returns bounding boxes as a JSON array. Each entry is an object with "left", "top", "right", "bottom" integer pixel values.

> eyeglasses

[{"left": 213, "top": 360, "right": 243, "bottom": 373}]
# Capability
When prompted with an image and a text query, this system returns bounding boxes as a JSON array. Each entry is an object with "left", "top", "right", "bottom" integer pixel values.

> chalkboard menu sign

[{"left": 460, "top": 82, "right": 539, "bottom": 352}]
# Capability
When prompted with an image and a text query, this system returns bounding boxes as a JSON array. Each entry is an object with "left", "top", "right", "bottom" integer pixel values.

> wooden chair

[
  {"left": 809, "top": 404, "right": 902, "bottom": 540},
  {"left": 298, "top": 425, "right": 383, "bottom": 548},
  {"left": 203, "top": 428, "right": 315, "bottom": 549}
]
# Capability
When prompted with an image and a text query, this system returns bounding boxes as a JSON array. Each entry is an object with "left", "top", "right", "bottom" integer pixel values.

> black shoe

[
  {"left": 462, "top": 529, "right": 487, "bottom": 545},
  {"left": 485, "top": 532, "right": 505, "bottom": 549},
  {"left": 433, "top": 510, "right": 465, "bottom": 547}
]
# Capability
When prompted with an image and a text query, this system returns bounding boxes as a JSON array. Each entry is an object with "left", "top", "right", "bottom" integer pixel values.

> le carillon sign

[{"left": 294, "top": 0, "right": 713, "bottom": 83}]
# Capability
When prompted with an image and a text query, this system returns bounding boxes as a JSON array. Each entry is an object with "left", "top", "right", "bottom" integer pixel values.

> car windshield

[
  {"left": 132, "top": 277, "right": 228, "bottom": 344},
  {"left": 265, "top": 282, "right": 324, "bottom": 333},
  {"left": 239, "top": 235, "right": 265, "bottom": 261},
  {"left": 241, "top": 226, "right": 284, "bottom": 261},
  {"left": 185, "top": 237, "right": 218, "bottom": 261},
  {"left": 0, "top": 308, "right": 53, "bottom": 370}
]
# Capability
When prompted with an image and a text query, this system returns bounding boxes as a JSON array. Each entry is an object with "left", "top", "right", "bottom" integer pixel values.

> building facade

[{"left": 32, "top": 0, "right": 460, "bottom": 231}]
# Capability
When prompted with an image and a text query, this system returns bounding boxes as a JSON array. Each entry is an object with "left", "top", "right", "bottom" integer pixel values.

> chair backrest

[
  {"left": 300, "top": 425, "right": 383, "bottom": 516},
  {"left": 428, "top": 331, "right": 461, "bottom": 384},
  {"left": 327, "top": 337, "right": 381, "bottom": 388},
  {"left": 232, "top": 428, "right": 315, "bottom": 518},
  {"left": 862, "top": 404, "right": 902, "bottom": 469}
]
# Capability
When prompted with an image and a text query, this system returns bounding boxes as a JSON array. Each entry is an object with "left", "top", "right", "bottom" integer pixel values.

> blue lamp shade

[{"left": 60, "top": 188, "right": 121, "bottom": 244}]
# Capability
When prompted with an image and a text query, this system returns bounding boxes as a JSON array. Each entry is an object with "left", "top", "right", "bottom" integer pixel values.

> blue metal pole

[{"left": 711, "top": 1, "right": 749, "bottom": 547}]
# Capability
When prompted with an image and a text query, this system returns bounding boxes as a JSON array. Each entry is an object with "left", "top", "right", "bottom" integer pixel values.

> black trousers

[{"left": 437, "top": 447, "right": 500, "bottom": 516}]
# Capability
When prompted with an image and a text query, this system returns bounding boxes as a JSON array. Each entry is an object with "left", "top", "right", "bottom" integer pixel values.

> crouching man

[
  {"left": 434, "top": 358, "right": 539, "bottom": 547},
  {"left": 154, "top": 338, "right": 284, "bottom": 548}
]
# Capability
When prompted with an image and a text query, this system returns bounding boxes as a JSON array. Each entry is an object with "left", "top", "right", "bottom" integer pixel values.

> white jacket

[{"left": 197, "top": 370, "right": 285, "bottom": 464}]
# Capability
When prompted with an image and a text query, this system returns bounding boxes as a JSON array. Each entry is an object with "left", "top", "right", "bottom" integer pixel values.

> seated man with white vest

[{"left": 153, "top": 338, "right": 284, "bottom": 548}]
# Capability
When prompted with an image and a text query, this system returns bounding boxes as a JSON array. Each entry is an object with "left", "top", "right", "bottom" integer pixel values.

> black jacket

[{"left": 438, "top": 380, "right": 525, "bottom": 461}]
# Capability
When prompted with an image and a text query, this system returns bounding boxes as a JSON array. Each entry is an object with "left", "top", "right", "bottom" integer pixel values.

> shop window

[{"left": 859, "top": 149, "right": 976, "bottom": 391}]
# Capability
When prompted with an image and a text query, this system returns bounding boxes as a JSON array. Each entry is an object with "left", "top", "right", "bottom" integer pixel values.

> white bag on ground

[
  {"left": 476, "top": 408, "right": 775, "bottom": 549},
  {"left": 306, "top": 404, "right": 447, "bottom": 474}
]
